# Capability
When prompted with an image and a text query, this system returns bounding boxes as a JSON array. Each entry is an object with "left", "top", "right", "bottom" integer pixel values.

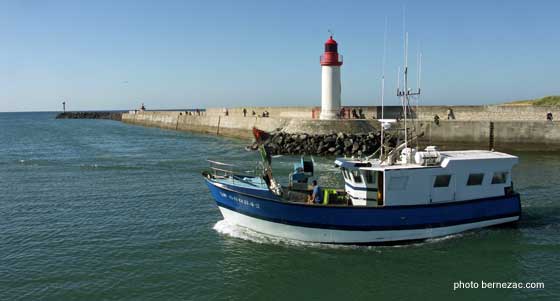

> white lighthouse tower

[{"left": 320, "top": 35, "right": 343, "bottom": 120}]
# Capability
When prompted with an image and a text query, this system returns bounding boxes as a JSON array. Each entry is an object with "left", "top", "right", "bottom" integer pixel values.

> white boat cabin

[{"left": 335, "top": 147, "right": 517, "bottom": 207}]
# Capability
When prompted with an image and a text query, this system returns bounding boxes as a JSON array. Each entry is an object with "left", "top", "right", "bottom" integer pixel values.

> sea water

[{"left": 1, "top": 112, "right": 559, "bottom": 300}]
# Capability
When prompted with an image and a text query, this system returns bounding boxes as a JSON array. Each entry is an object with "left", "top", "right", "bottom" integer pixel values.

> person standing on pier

[
  {"left": 351, "top": 108, "right": 358, "bottom": 119},
  {"left": 447, "top": 108, "right": 455, "bottom": 120},
  {"left": 243, "top": 108, "right": 247, "bottom": 117}
]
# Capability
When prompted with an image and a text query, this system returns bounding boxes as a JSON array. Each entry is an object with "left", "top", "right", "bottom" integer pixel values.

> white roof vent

[{"left": 415, "top": 147, "right": 441, "bottom": 166}]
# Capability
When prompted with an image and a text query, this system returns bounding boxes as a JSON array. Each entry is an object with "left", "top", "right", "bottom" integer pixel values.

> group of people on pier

[
  {"left": 238, "top": 108, "right": 269, "bottom": 118},
  {"left": 171, "top": 105, "right": 556, "bottom": 122},
  {"left": 180, "top": 109, "right": 203, "bottom": 116},
  {"left": 339, "top": 107, "right": 366, "bottom": 119}
]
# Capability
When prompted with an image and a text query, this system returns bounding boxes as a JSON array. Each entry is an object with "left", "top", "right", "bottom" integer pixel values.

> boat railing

[{"left": 207, "top": 160, "right": 265, "bottom": 185}]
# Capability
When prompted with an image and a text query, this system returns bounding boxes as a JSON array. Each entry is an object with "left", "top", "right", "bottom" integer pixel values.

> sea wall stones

[
  {"left": 56, "top": 112, "right": 123, "bottom": 121},
  {"left": 250, "top": 131, "right": 397, "bottom": 156}
]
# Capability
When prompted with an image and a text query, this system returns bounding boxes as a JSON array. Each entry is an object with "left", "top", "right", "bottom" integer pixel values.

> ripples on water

[{"left": 1, "top": 112, "right": 559, "bottom": 300}]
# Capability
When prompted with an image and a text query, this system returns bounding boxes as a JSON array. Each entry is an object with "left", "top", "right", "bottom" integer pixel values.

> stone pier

[{"left": 120, "top": 105, "right": 560, "bottom": 152}]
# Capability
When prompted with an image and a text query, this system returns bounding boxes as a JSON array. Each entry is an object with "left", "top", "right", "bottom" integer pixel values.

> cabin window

[
  {"left": 341, "top": 168, "right": 349, "bottom": 180},
  {"left": 364, "top": 170, "right": 375, "bottom": 184},
  {"left": 467, "top": 173, "right": 484, "bottom": 186},
  {"left": 491, "top": 172, "right": 508, "bottom": 184},
  {"left": 352, "top": 170, "right": 363, "bottom": 183},
  {"left": 343, "top": 169, "right": 352, "bottom": 181},
  {"left": 388, "top": 176, "right": 408, "bottom": 191},
  {"left": 433, "top": 175, "right": 451, "bottom": 188}
]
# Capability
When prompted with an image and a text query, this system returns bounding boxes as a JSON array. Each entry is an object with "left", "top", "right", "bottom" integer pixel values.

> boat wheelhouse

[{"left": 337, "top": 148, "right": 517, "bottom": 208}]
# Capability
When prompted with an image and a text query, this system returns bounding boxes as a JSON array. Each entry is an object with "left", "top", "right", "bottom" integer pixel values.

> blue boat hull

[{"left": 206, "top": 179, "right": 521, "bottom": 244}]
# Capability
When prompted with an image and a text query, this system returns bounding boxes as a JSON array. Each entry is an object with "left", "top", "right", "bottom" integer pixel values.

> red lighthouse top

[
  {"left": 320, "top": 36, "right": 343, "bottom": 66},
  {"left": 326, "top": 36, "right": 337, "bottom": 44}
]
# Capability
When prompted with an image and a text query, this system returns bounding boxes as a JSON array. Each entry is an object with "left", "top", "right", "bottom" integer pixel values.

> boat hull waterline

[{"left": 206, "top": 179, "right": 521, "bottom": 244}]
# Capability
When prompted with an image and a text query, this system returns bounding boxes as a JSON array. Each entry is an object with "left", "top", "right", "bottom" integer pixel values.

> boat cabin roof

[
  {"left": 336, "top": 150, "right": 518, "bottom": 171},
  {"left": 441, "top": 150, "right": 516, "bottom": 159}
]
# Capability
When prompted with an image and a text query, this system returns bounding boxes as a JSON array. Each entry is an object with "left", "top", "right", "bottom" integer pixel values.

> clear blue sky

[{"left": 1, "top": 0, "right": 559, "bottom": 112}]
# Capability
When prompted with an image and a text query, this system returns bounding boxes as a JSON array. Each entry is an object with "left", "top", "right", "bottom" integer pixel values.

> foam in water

[
  {"left": 80, "top": 163, "right": 99, "bottom": 169},
  {"left": 312, "top": 161, "right": 342, "bottom": 172},
  {"left": 213, "top": 219, "right": 462, "bottom": 249},
  {"left": 213, "top": 219, "right": 287, "bottom": 245},
  {"left": 213, "top": 219, "right": 358, "bottom": 249},
  {"left": 18, "top": 159, "right": 41, "bottom": 167}
]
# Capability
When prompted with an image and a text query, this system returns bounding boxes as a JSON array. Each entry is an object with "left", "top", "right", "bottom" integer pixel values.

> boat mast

[
  {"left": 416, "top": 50, "right": 422, "bottom": 149},
  {"left": 404, "top": 32, "right": 408, "bottom": 152},
  {"left": 380, "top": 17, "right": 388, "bottom": 160},
  {"left": 402, "top": 7, "right": 407, "bottom": 153},
  {"left": 397, "top": 32, "right": 420, "bottom": 161}
]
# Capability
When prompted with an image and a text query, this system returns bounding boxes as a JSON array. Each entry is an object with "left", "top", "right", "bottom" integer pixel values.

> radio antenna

[
  {"left": 415, "top": 49, "right": 422, "bottom": 149},
  {"left": 397, "top": 28, "right": 421, "bottom": 162},
  {"left": 380, "top": 17, "right": 388, "bottom": 159}
]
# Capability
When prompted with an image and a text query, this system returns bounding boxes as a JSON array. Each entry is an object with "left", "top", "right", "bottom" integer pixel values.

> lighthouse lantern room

[{"left": 320, "top": 36, "right": 343, "bottom": 120}]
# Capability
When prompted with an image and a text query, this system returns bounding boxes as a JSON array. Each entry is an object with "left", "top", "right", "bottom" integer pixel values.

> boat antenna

[
  {"left": 403, "top": 32, "right": 409, "bottom": 153},
  {"left": 415, "top": 48, "right": 422, "bottom": 149},
  {"left": 401, "top": 5, "right": 407, "bottom": 154},
  {"left": 402, "top": 4, "right": 406, "bottom": 47},
  {"left": 417, "top": 48, "right": 422, "bottom": 94},
  {"left": 397, "top": 67, "right": 401, "bottom": 93},
  {"left": 380, "top": 17, "right": 388, "bottom": 160},
  {"left": 397, "top": 31, "right": 421, "bottom": 162}
]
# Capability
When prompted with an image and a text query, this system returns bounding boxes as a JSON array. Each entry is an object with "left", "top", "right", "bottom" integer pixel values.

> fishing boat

[
  {"left": 203, "top": 34, "right": 521, "bottom": 245},
  {"left": 204, "top": 147, "right": 520, "bottom": 244}
]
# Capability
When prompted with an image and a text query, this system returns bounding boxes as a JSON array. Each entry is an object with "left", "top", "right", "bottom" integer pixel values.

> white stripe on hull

[{"left": 218, "top": 206, "right": 519, "bottom": 244}]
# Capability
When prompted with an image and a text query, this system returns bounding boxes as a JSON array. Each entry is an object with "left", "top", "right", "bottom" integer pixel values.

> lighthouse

[{"left": 320, "top": 36, "right": 343, "bottom": 120}]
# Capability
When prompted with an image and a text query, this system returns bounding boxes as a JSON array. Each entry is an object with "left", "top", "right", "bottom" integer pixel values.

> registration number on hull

[{"left": 220, "top": 191, "right": 261, "bottom": 209}]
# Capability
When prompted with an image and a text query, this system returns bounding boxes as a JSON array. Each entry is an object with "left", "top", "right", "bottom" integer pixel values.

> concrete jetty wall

[
  {"left": 205, "top": 107, "right": 316, "bottom": 119},
  {"left": 122, "top": 111, "right": 290, "bottom": 139},
  {"left": 122, "top": 111, "right": 379, "bottom": 138},
  {"left": 203, "top": 105, "right": 560, "bottom": 121},
  {"left": 416, "top": 105, "right": 560, "bottom": 121},
  {"left": 121, "top": 105, "right": 560, "bottom": 151},
  {"left": 419, "top": 120, "right": 560, "bottom": 150}
]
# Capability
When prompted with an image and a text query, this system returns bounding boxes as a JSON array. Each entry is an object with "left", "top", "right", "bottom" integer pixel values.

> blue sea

[{"left": 1, "top": 112, "right": 559, "bottom": 300}]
